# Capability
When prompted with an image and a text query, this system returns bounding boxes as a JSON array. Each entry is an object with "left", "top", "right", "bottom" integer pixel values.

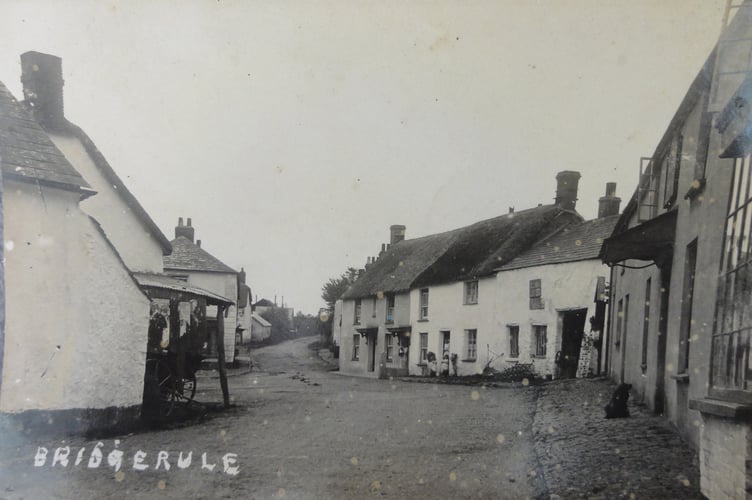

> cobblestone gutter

[{"left": 532, "top": 378, "right": 702, "bottom": 499}]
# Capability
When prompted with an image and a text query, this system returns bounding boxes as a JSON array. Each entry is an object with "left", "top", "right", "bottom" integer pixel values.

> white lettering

[
  {"left": 74, "top": 448, "right": 85, "bottom": 466},
  {"left": 52, "top": 446, "right": 70, "bottom": 467},
  {"left": 107, "top": 449, "right": 123, "bottom": 472},
  {"left": 177, "top": 451, "right": 192, "bottom": 469},
  {"left": 133, "top": 450, "right": 149, "bottom": 471},
  {"left": 155, "top": 451, "right": 170, "bottom": 471},
  {"left": 222, "top": 453, "right": 239, "bottom": 476},
  {"left": 88, "top": 442, "right": 104, "bottom": 468},
  {"left": 33, "top": 447, "right": 48, "bottom": 467},
  {"left": 201, "top": 452, "right": 216, "bottom": 472}
]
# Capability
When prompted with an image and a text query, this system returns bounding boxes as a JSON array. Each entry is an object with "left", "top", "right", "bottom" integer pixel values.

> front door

[
  {"left": 367, "top": 331, "right": 377, "bottom": 372},
  {"left": 560, "top": 310, "right": 587, "bottom": 379},
  {"left": 440, "top": 331, "right": 451, "bottom": 358}
]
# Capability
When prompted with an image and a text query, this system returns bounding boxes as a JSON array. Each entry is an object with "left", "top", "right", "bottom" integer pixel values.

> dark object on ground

[{"left": 604, "top": 383, "right": 632, "bottom": 418}]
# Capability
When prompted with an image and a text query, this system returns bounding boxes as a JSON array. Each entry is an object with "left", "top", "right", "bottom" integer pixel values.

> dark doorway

[
  {"left": 367, "top": 331, "right": 377, "bottom": 372},
  {"left": 440, "top": 330, "right": 451, "bottom": 358},
  {"left": 560, "top": 309, "right": 587, "bottom": 379}
]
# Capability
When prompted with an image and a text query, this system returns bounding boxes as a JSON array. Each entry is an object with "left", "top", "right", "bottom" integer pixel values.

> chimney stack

[
  {"left": 20, "top": 51, "right": 66, "bottom": 130},
  {"left": 508, "top": 207, "right": 515, "bottom": 214},
  {"left": 175, "top": 216, "right": 195, "bottom": 242},
  {"left": 390, "top": 225, "right": 406, "bottom": 245},
  {"left": 196, "top": 239, "right": 201, "bottom": 247},
  {"left": 239, "top": 267, "right": 246, "bottom": 284},
  {"left": 598, "top": 182, "right": 621, "bottom": 218},
  {"left": 555, "top": 171, "right": 581, "bottom": 211}
]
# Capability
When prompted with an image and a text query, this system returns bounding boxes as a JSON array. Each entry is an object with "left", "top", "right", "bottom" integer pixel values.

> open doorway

[{"left": 559, "top": 309, "right": 587, "bottom": 379}]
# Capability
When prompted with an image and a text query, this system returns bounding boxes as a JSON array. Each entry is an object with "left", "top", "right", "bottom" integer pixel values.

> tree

[
  {"left": 321, "top": 267, "right": 359, "bottom": 311},
  {"left": 259, "top": 307, "right": 293, "bottom": 341}
]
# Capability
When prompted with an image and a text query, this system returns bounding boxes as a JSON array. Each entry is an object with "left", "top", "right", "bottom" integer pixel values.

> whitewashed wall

[
  {"left": 1, "top": 180, "right": 149, "bottom": 412},
  {"left": 48, "top": 133, "right": 165, "bottom": 273}
]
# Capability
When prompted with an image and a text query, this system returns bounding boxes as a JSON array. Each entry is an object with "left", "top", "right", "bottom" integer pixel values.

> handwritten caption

[{"left": 33, "top": 440, "right": 239, "bottom": 475}]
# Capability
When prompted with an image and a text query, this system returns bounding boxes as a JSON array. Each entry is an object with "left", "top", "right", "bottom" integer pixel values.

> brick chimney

[
  {"left": 175, "top": 217, "right": 195, "bottom": 242},
  {"left": 239, "top": 267, "right": 246, "bottom": 284},
  {"left": 598, "top": 182, "right": 621, "bottom": 218},
  {"left": 20, "top": 51, "right": 66, "bottom": 130},
  {"left": 390, "top": 225, "right": 406, "bottom": 245},
  {"left": 554, "top": 171, "right": 581, "bottom": 211}
]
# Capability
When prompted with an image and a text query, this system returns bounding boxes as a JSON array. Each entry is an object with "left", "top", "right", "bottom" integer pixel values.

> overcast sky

[{"left": 1, "top": 1, "right": 729, "bottom": 315}]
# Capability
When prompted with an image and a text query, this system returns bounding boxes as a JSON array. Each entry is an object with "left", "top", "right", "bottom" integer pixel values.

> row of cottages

[
  {"left": 600, "top": 2, "right": 752, "bottom": 497},
  {"left": 0, "top": 51, "right": 244, "bottom": 430},
  {"left": 336, "top": 171, "right": 619, "bottom": 380}
]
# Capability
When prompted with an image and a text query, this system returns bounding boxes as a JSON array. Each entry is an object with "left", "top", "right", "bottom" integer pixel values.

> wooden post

[{"left": 216, "top": 305, "right": 230, "bottom": 408}]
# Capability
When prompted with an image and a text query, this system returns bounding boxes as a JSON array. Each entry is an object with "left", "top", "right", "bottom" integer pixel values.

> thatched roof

[
  {"left": 499, "top": 215, "right": 618, "bottom": 271},
  {"left": 343, "top": 204, "right": 582, "bottom": 300}
]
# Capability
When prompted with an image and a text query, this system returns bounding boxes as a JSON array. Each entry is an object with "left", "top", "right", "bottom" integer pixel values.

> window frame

[
  {"left": 529, "top": 279, "right": 543, "bottom": 310},
  {"left": 385, "top": 334, "right": 394, "bottom": 362},
  {"left": 533, "top": 325, "right": 547, "bottom": 358},
  {"left": 465, "top": 329, "right": 477, "bottom": 361},
  {"left": 464, "top": 280, "right": 479, "bottom": 305},
  {"left": 508, "top": 325, "right": 520, "bottom": 358},
  {"left": 419, "top": 332, "right": 428, "bottom": 364},
  {"left": 352, "top": 334, "right": 360, "bottom": 361},
  {"left": 385, "top": 294, "right": 395, "bottom": 323},
  {"left": 419, "top": 288, "right": 429, "bottom": 320},
  {"left": 354, "top": 299, "right": 362, "bottom": 325}
]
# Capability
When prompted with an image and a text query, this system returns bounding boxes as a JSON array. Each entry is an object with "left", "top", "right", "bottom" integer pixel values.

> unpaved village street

[{"left": 0, "top": 337, "right": 545, "bottom": 499}]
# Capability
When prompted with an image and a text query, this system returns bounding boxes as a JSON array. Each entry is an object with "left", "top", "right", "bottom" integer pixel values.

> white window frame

[
  {"left": 465, "top": 329, "right": 477, "bottom": 360},
  {"left": 464, "top": 281, "right": 478, "bottom": 305}
]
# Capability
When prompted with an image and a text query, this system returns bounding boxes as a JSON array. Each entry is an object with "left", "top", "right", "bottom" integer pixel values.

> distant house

[
  {"left": 600, "top": 3, "right": 752, "bottom": 497},
  {"left": 250, "top": 313, "right": 272, "bottom": 342},
  {"left": 0, "top": 77, "right": 149, "bottom": 429},
  {"left": 339, "top": 171, "right": 616, "bottom": 379},
  {"left": 163, "top": 218, "right": 239, "bottom": 362}
]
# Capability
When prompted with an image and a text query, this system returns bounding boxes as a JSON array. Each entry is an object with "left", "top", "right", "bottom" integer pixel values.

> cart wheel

[{"left": 145, "top": 357, "right": 176, "bottom": 417}]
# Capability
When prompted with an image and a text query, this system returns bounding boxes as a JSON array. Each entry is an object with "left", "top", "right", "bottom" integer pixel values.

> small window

[
  {"left": 352, "top": 335, "right": 360, "bottom": 361},
  {"left": 419, "top": 333, "right": 428, "bottom": 363},
  {"left": 354, "top": 299, "right": 362, "bottom": 325},
  {"left": 386, "top": 335, "right": 394, "bottom": 361},
  {"left": 465, "top": 329, "right": 477, "bottom": 360},
  {"left": 508, "top": 325, "right": 520, "bottom": 358},
  {"left": 386, "top": 294, "right": 395, "bottom": 323},
  {"left": 464, "top": 281, "right": 478, "bottom": 305},
  {"left": 533, "top": 325, "right": 547, "bottom": 357},
  {"left": 529, "top": 279, "right": 543, "bottom": 310},
  {"left": 419, "top": 288, "right": 429, "bottom": 320}
]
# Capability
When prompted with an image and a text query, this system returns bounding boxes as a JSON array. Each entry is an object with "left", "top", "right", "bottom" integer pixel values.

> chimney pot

[
  {"left": 555, "top": 171, "right": 581, "bottom": 211},
  {"left": 187, "top": 217, "right": 192, "bottom": 227},
  {"left": 175, "top": 216, "right": 195, "bottom": 242},
  {"left": 390, "top": 225, "right": 406, "bottom": 245},
  {"left": 509, "top": 207, "right": 514, "bottom": 214},
  {"left": 20, "top": 51, "right": 65, "bottom": 129},
  {"left": 598, "top": 182, "right": 621, "bottom": 218},
  {"left": 196, "top": 239, "right": 201, "bottom": 247}
]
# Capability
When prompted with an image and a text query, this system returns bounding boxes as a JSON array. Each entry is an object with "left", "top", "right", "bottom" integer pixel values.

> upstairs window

[
  {"left": 529, "top": 279, "right": 543, "bottom": 310},
  {"left": 386, "top": 294, "right": 395, "bottom": 323},
  {"left": 354, "top": 299, "right": 362, "bottom": 325},
  {"left": 419, "top": 288, "right": 429, "bottom": 320},
  {"left": 464, "top": 280, "right": 478, "bottom": 305}
]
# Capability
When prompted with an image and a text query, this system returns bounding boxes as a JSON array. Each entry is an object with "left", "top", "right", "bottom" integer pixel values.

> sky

[{"left": 0, "top": 0, "right": 730, "bottom": 315}]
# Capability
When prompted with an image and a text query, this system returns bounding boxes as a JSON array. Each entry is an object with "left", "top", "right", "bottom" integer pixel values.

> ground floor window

[
  {"left": 386, "top": 334, "right": 394, "bottom": 361},
  {"left": 508, "top": 325, "right": 520, "bottom": 358},
  {"left": 465, "top": 329, "right": 477, "bottom": 360},
  {"left": 352, "top": 335, "right": 360, "bottom": 361},
  {"left": 419, "top": 333, "right": 428, "bottom": 363},
  {"left": 533, "top": 325, "right": 547, "bottom": 357}
]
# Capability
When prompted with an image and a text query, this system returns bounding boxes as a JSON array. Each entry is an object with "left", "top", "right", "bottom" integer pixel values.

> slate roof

[
  {"left": 254, "top": 298, "right": 275, "bottom": 307},
  {"left": 0, "top": 80, "right": 89, "bottom": 190},
  {"left": 499, "top": 215, "right": 619, "bottom": 271},
  {"left": 163, "top": 236, "right": 237, "bottom": 274},
  {"left": 343, "top": 204, "right": 582, "bottom": 300}
]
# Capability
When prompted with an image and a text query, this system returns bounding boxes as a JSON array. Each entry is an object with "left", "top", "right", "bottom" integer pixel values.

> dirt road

[{"left": 0, "top": 337, "right": 543, "bottom": 499}]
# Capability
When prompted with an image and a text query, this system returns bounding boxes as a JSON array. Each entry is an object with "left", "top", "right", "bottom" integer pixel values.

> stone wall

[{"left": 699, "top": 415, "right": 752, "bottom": 499}]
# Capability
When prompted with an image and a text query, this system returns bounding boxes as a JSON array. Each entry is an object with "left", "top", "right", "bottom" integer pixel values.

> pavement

[{"left": 533, "top": 377, "right": 701, "bottom": 499}]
